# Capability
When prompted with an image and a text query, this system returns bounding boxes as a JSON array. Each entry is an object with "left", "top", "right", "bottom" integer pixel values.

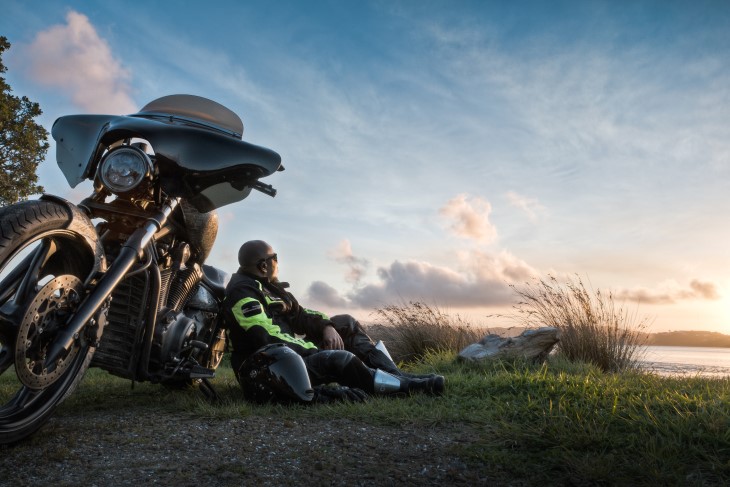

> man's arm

[
  {"left": 293, "top": 306, "right": 345, "bottom": 349},
  {"left": 266, "top": 281, "right": 344, "bottom": 349},
  {"left": 230, "top": 296, "right": 319, "bottom": 355}
]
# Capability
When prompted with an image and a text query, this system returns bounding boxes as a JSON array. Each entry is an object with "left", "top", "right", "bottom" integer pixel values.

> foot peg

[{"left": 188, "top": 364, "right": 216, "bottom": 379}]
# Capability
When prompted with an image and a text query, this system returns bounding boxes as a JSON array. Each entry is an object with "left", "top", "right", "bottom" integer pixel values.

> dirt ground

[{"left": 0, "top": 409, "right": 509, "bottom": 486}]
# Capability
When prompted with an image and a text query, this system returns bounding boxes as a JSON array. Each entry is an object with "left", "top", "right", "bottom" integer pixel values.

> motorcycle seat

[{"left": 202, "top": 264, "right": 230, "bottom": 300}]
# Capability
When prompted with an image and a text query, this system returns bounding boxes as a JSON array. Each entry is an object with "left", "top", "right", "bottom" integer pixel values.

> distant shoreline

[
  {"left": 644, "top": 330, "right": 730, "bottom": 348},
  {"left": 488, "top": 327, "right": 730, "bottom": 348},
  {"left": 372, "top": 324, "right": 730, "bottom": 348}
]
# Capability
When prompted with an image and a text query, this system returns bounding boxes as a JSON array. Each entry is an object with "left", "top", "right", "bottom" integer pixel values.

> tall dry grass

[
  {"left": 368, "top": 275, "right": 649, "bottom": 372},
  {"left": 367, "top": 301, "right": 485, "bottom": 364},
  {"left": 508, "top": 275, "right": 650, "bottom": 372}
]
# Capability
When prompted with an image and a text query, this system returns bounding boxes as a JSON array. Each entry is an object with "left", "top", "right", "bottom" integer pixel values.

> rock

[{"left": 457, "top": 327, "right": 560, "bottom": 363}]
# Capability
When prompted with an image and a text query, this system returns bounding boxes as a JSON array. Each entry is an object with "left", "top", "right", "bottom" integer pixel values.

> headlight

[{"left": 97, "top": 146, "right": 153, "bottom": 194}]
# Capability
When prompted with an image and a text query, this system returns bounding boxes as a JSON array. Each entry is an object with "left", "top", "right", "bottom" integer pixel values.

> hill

[{"left": 646, "top": 330, "right": 730, "bottom": 348}]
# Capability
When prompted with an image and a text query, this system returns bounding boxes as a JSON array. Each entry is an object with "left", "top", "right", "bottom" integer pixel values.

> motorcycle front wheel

[{"left": 0, "top": 200, "right": 97, "bottom": 445}]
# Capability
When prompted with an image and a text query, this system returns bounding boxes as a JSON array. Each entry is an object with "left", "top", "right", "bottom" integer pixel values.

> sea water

[{"left": 639, "top": 345, "right": 730, "bottom": 378}]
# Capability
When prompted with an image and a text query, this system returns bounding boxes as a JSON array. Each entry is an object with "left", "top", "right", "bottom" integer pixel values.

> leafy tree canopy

[{"left": 1, "top": 36, "right": 48, "bottom": 207}]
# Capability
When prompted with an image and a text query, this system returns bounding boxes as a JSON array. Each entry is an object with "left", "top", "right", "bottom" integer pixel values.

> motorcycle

[{"left": 0, "top": 94, "right": 282, "bottom": 444}]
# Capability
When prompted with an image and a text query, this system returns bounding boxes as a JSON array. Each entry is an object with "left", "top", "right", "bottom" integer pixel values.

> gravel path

[{"left": 1, "top": 409, "right": 505, "bottom": 486}]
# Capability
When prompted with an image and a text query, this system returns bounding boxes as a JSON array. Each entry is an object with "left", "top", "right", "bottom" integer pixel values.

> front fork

[{"left": 44, "top": 198, "right": 180, "bottom": 368}]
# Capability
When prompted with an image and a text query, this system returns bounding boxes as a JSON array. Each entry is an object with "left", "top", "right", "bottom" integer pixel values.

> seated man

[{"left": 222, "top": 240, "right": 445, "bottom": 401}]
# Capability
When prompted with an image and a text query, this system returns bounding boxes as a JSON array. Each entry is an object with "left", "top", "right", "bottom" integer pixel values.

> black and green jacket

[{"left": 222, "top": 270, "right": 331, "bottom": 363}]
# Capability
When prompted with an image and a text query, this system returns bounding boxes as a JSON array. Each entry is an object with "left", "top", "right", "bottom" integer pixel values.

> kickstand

[{"left": 199, "top": 377, "right": 219, "bottom": 403}]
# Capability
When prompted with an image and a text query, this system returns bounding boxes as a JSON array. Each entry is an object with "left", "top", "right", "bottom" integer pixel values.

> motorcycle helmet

[{"left": 237, "top": 343, "right": 314, "bottom": 404}]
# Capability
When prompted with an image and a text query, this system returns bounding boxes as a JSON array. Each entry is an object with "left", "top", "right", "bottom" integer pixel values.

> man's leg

[
  {"left": 303, "top": 350, "right": 374, "bottom": 392},
  {"left": 328, "top": 314, "right": 438, "bottom": 379},
  {"left": 302, "top": 350, "right": 444, "bottom": 396},
  {"left": 328, "top": 315, "right": 376, "bottom": 358}
]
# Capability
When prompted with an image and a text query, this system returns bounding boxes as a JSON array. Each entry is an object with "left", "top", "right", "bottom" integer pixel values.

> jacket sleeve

[
  {"left": 286, "top": 292, "right": 334, "bottom": 340},
  {"left": 228, "top": 295, "right": 319, "bottom": 356}
]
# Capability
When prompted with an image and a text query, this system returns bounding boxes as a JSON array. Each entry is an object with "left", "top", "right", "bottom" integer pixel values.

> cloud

[
  {"left": 306, "top": 280, "right": 350, "bottom": 309},
  {"left": 687, "top": 280, "right": 721, "bottom": 300},
  {"left": 418, "top": 14, "right": 730, "bottom": 195},
  {"left": 348, "top": 253, "right": 534, "bottom": 309},
  {"left": 439, "top": 194, "right": 497, "bottom": 243},
  {"left": 328, "top": 239, "right": 369, "bottom": 285},
  {"left": 469, "top": 249, "right": 538, "bottom": 283},
  {"left": 20, "top": 10, "right": 136, "bottom": 113},
  {"left": 615, "top": 279, "right": 721, "bottom": 305},
  {"left": 506, "top": 191, "right": 546, "bottom": 222},
  {"left": 304, "top": 191, "right": 540, "bottom": 311},
  {"left": 306, "top": 248, "right": 539, "bottom": 310}
]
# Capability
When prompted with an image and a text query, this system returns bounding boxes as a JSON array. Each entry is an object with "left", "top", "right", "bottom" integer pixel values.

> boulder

[{"left": 458, "top": 327, "right": 560, "bottom": 363}]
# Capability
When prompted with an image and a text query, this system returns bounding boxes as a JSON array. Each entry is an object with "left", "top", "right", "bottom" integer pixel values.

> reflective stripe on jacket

[{"left": 222, "top": 271, "right": 330, "bottom": 359}]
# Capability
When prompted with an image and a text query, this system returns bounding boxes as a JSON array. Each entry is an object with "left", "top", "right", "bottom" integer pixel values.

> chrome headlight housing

[{"left": 97, "top": 146, "right": 153, "bottom": 194}]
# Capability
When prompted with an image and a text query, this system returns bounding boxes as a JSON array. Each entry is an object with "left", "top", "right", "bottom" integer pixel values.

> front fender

[{"left": 39, "top": 194, "right": 107, "bottom": 275}]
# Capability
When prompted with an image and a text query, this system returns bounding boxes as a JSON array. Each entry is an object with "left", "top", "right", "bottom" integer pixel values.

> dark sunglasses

[{"left": 262, "top": 253, "right": 278, "bottom": 263}]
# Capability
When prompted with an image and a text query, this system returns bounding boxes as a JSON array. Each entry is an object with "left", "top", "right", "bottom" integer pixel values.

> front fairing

[{"left": 52, "top": 106, "right": 281, "bottom": 212}]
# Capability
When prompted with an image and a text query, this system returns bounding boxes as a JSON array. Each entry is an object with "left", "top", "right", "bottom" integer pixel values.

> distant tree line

[{"left": 645, "top": 331, "right": 730, "bottom": 348}]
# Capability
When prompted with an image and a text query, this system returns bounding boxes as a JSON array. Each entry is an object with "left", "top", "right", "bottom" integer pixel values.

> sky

[{"left": 1, "top": 0, "right": 729, "bottom": 333}]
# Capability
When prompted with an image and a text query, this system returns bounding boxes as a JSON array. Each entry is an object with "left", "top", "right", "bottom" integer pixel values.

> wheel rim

[{"left": 14, "top": 275, "right": 84, "bottom": 390}]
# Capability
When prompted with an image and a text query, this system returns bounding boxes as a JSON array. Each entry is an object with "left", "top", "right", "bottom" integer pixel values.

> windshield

[{"left": 136, "top": 94, "right": 244, "bottom": 139}]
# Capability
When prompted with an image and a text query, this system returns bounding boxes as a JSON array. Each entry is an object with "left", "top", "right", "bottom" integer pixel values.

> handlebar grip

[{"left": 252, "top": 181, "right": 277, "bottom": 197}]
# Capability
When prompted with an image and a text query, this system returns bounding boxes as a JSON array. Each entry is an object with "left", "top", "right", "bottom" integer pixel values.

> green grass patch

[
  {"left": 11, "top": 354, "right": 722, "bottom": 486},
  {"left": 3, "top": 284, "right": 726, "bottom": 485},
  {"left": 507, "top": 275, "right": 651, "bottom": 372}
]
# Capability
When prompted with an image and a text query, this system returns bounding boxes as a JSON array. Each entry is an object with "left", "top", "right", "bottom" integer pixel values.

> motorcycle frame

[{"left": 43, "top": 196, "right": 180, "bottom": 370}]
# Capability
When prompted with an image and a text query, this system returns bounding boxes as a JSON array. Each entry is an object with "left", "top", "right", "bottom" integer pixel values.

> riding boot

[
  {"left": 373, "top": 370, "right": 445, "bottom": 396},
  {"left": 366, "top": 348, "right": 438, "bottom": 380}
]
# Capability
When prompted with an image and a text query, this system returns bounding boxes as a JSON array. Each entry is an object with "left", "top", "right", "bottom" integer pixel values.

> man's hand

[{"left": 322, "top": 325, "right": 344, "bottom": 350}]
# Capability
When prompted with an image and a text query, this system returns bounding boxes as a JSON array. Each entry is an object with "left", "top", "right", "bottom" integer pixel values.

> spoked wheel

[{"left": 0, "top": 200, "right": 97, "bottom": 445}]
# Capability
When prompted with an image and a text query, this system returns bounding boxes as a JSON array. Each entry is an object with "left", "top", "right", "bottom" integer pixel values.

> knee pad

[
  {"left": 327, "top": 349, "right": 356, "bottom": 371},
  {"left": 329, "top": 314, "right": 361, "bottom": 335},
  {"left": 307, "top": 349, "right": 356, "bottom": 376}
]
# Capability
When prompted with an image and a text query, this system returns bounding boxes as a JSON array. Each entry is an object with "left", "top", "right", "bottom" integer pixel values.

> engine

[{"left": 91, "top": 252, "right": 220, "bottom": 382}]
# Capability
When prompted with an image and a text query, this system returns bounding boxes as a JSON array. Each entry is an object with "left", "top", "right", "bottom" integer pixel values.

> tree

[{"left": 0, "top": 36, "right": 47, "bottom": 207}]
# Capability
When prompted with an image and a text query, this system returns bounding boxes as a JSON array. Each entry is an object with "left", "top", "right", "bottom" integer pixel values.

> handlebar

[{"left": 252, "top": 181, "right": 277, "bottom": 197}]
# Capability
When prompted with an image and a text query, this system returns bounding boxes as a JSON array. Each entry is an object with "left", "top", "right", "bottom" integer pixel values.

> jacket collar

[{"left": 235, "top": 268, "right": 290, "bottom": 289}]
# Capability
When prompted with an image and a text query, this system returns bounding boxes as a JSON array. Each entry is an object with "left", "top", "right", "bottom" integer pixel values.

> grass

[
  {"left": 506, "top": 275, "right": 650, "bottom": 372},
  {"left": 3, "top": 280, "right": 726, "bottom": 484},
  {"left": 3, "top": 347, "right": 729, "bottom": 484},
  {"left": 366, "top": 276, "right": 650, "bottom": 374},
  {"left": 368, "top": 301, "right": 485, "bottom": 363},
  {"left": 15, "top": 354, "right": 728, "bottom": 486}
]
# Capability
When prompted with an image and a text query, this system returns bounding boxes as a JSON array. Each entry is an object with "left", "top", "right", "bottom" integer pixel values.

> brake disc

[{"left": 14, "top": 275, "right": 84, "bottom": 390}]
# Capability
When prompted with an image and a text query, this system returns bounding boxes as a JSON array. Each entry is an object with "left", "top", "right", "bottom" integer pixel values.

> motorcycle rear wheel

[{"left": 0, "top": 200, "right": 97, "bottom": 445}]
